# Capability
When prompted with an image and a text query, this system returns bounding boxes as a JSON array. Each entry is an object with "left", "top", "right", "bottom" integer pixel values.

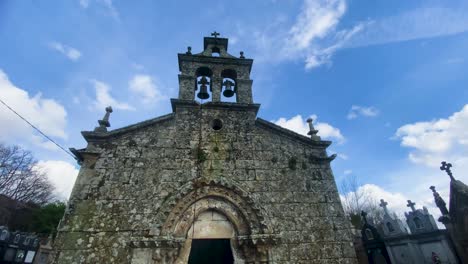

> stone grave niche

[{"left": 404, "top": 200, "right": 438, "bottom": 234}]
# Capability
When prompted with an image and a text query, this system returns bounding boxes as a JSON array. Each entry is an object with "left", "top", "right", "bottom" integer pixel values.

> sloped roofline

[
  {"left": 79, "top": 113, "right": 332, "bottom": 148},
  {"left": 81, "top": 113, "right": 174, "bottom": 142},
  {"left": 255, "top": 118, "right": 332, "bottom": 148}
]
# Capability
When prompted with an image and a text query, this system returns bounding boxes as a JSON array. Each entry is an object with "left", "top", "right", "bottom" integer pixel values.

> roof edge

[
  {"left": 255, "top": 118, "right": 332, "bottom": 148},
  {"left": 81, "top": 113, "right": 174, "bottom": 142}
]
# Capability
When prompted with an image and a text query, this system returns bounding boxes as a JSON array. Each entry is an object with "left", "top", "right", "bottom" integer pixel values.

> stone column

[
  {"left": 211, "top": 77, "right": 222, "bottom": 102},
  {"left": 236, "top": 79, "right": 253, "bottom": 104},
  {"left": 178, "top": 74, "right": 196, "bottom": 100}
]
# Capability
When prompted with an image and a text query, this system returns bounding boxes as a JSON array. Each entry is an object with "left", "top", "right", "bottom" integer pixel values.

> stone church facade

[{"left": 53, "top": 34, "right": 356, "bottom": 263}]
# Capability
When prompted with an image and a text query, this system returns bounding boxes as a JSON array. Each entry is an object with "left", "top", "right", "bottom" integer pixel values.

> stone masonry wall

[{"left": 53, "top": 103, "right": 356, "bottom": 263}]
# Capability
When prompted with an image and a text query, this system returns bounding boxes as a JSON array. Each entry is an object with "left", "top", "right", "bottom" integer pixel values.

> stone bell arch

[{"left": 142, "top": 178, "right": 276, "bottom": 264}]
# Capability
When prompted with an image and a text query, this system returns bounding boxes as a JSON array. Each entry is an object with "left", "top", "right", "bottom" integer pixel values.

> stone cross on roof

[
  {"left": 407, "top": 200, "right": 416, "bottom": 212},
  {"left": 440, "top": 161, "right": 455, "bottom": 181},
  {"left": 211, "top": 31, "right": 220, "bottom": 38},
  {"left": 380, "top": 199, "right": 389, "bottom": 215}
]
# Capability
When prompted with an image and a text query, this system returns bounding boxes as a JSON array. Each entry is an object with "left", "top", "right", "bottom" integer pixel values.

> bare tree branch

[
  {"left": 339, "top": 175, "right": 383, "bottom": 229},
  {"left": 0, "top": 143, "right": 54, "bottom": 205}
]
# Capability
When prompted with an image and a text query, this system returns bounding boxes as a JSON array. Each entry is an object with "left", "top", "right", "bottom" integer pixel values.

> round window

[{"left": 211, "top": 119, "right": 223, "bottom": 130}]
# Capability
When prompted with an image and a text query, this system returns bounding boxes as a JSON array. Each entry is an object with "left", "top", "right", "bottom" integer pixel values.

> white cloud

[
  {"left": 341, "top": 183, "right": 443, "bottom": 227},
  {"left": 347, "top": 105, "right": 379, "bottom": 120},
  {"left": 287, "top": 0, "right": 346, "bottom": 51},
  {"left": 129, "top": 74, "right": 167, "bottom": 105},
  {"left": 303, "top": 24, "right": 366, "bottom": 69},
  {"left": 284, "top": 0, "right": 370, "bottom": 69},
  {"left": 283, "top": 0, "right": 366, "bottom": 69},
  {"left": 91, "top": 79, "right": 135, "bottom": 111},
  {"left": 131, "top": 63, "right": 145, "bottom": 71},
  {"left": 338, "top": 153, "right": 349, "bottom": 160},
  {"left": 444, "top": 58, "right": 464, "bottom": 65},
  {"left": 48, "top": 42, "right": 82, "bottom": 61},
  {"left": 237, "top": 0, "right": 353, "bottom": 68},
  {"left": 389, "top": 105, "right": 468, "bottom": 227},
  {"left": 79, "top": 0, "right": 89, "bottom": 8},
  {"left": 344, "top": 169, "right": 352, "bottom": 175},
  {"left": 80, "top": 0, "right": 119, "bottom": 20},
  {"left": 246, "top": 2, "right": 468, "bottom": 70},
  {"left": 0, "top": 69, "right": 68, "bottom": 148},
  {"left": 273, "top": 114, "right": 345, "bottom": 144},
  {"left": 346, "top": 7, "right": 468, "bottom": 48},
  {"left": 36, "top": 160, "right": 79, "bottom": 200},
  {"left": 395, "top": 104, "right": 468, "bottom": 167},
  {"left": 101, "top": 0, "right": 119, "bottom": 20},
  {"left": 341, "top": 183, "right": 409, "bottom": 215}
]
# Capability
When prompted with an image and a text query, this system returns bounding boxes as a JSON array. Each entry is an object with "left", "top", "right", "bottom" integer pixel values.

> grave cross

[
  {"left": 211, "top": 31, "right": 220, "bottom": 38},
  {"left": 380, "top": 199, "right": 389, "bottom": 215},
  {"left": 407, "top": 200, "right": 416, "bottom": 212},
  {"left": 440, "top": 161, "right": 455, "bottom": 181}
]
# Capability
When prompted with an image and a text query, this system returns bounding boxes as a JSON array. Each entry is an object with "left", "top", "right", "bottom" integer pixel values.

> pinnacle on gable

[{"left": 94, "top": 106, "right": 113, "bottom": 132}]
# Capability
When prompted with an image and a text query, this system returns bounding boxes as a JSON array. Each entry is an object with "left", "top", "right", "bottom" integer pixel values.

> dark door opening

[{"left": 188, "top": 239, "right": 234, "bottom": 264}]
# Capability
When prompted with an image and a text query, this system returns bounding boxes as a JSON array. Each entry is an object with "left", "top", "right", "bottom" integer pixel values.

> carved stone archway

[{"left": 130, "top": 178, "right": 276, "bottom": 264}]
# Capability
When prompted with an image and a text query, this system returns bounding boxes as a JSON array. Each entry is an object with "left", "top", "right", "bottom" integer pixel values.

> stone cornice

[
  {"left": 383, "top": 229, "right": 448, "bottom": 243},
  {"left": 171, "top": 99, "right": 260, "bottom": 114},
  {"left": 178, "top": 53, "right": 253, "bottom": 73}
]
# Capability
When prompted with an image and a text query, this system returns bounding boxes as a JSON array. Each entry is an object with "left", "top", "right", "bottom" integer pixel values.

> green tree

[{"left": 29, "top": 201, "right": 66, "bottom": 235}]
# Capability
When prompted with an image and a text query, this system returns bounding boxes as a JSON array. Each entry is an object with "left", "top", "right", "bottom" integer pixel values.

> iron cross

[
  {"left": 407, "top": 200, "right": 416, "bottom": 212},
  {"left": 211, "top": 31, "right": 220, "bottom": 38},
  {"left": 380, "top": 199, "right": 389, "bottom": 214},
  {"left": 440, "top": 161, "right": 454, "bottom": 181}
]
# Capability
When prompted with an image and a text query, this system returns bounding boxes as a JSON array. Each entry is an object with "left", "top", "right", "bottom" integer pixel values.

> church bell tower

[{"left": 176, "top": 32, "right": 254, "bottom": 105}]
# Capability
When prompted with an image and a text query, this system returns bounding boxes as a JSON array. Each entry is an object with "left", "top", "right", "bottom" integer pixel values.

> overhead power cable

[{"left": 0, "top": 97, "right": 75, "bottom": 159}]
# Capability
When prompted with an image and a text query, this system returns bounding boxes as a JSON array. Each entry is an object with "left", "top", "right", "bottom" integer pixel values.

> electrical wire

[{"left": 0, "top": 97, "right": 75, "bottom": 159}]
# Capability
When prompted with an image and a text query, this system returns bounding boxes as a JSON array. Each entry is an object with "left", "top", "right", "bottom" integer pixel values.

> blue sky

[{"left": 1, "top": 0, "right": 467, "bottom": 218}]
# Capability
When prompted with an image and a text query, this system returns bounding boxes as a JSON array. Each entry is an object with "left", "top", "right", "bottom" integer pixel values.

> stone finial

[
  {"left": 211, "top": 31, "right": 220, "bottom": 38},
  {"left": 361, "top": 211, "right": 368, "bottom": 224},
  {"left": 440, "top": 161, "right": 455, "bottom": 181},
  {"left": 306, "top": 118, "right": 320, "bottom": 141},
  {"left": 430, "top": 186, "right": 449, "bottom": 216},
  {"left": 380, "top": 199, "right": 389, "bottom": 215},
  {"left": 186, "top": 46, "right": 192, "bottom": 55},
  {"left": 240, "top": 51, "right": 245, "bottom": 59},
  {"left": 407, "top": 200, "right": 416, "bottom": 212},
  {"left": 94, "top": 106, "right": 113, "bottom": 132}
]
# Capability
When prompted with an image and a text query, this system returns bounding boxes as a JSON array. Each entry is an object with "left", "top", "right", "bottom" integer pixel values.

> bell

[
  {"left": 197, "top": 76, "right": 210, "bottom": 100},
  {"left": 222, "top": 79, "right": 235, "bottom": 98},
  {"left": 197, "top": 85, "right": 209, "bottom": 99}
]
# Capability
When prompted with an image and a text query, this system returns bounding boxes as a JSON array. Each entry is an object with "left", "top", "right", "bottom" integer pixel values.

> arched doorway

[
  {"left": 186, "top": 211, "right": 235, "bottom": 264},
  {"left": 156, "top": 180, "right": 275, "bottom": 264},
  {"left": 173, "top": 203, "right": 247, "bottom": 264}
]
